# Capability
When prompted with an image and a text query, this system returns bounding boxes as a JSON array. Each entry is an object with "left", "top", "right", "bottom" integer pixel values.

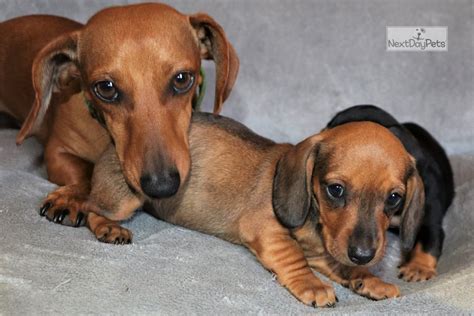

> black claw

[
  {"left": 39, "top": 203, "right": 52, "bottom": 216},
  {"left": 52, "top": 210, "right": 61, "bottom": 222},
  {"left": 335, "top": 296, "right": 339, "bottom": 302},
  {"left": 311, "top": 301, "right": 316, "bottom": 308},
  {"left": 53, "top": 209, "right": 69, "bottom": 223},
  {"left": 58, "top": 209, "right": 69, "bottom": 223},
  {"left": 398, "top": 273, "right": 404, "bottom": 279},
  {"left": 74, "top": 212, "right": 85, "bottom": 227}
]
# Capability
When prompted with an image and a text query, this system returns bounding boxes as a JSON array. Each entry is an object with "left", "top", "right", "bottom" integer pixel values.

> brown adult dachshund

[
  {"left": 82, "top": 113, "right": 424, "bottom": 307},
  {"left": 0, "top": 3, "right": 238, "bottom": 226}
]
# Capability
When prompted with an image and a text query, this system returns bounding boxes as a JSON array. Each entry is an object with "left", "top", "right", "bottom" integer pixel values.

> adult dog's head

[
  {"left": 17, "top": 3, "right": 239, "bottom": 199},
  {"left": 273, "top": 122, "right": 424, "bottom": 266}
]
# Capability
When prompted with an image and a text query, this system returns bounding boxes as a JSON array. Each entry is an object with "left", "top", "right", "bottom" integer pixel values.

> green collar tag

[{"left": 192, "top": 67, "right": 206, "bottom": 112}]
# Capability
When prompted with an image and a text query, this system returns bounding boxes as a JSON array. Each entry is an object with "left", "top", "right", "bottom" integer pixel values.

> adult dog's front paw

[
  {"left": 39, "top": 183, "right": 94, "bottom": 227},
  {"left": 87, "top": 212, "right": 132, "bottom": 244},
  {"left": 92, "top": 222, "right": 132, "bottom": 244},
  {"left": 350, "top": 277, "right": 400, "bottom": 300},
  {"left": 287, "top": 277, "right": 337, "bottom": 308}
]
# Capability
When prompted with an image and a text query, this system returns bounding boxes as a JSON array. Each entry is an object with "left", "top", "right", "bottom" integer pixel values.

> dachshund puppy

[
  {"left": 0, "top": 3, "right": 238, "bottom": 226},
  {"left": 327, "top": 105, "right": 454, "bottom": 282},
  {"left": 85, "top": 113, "right": 424, "bottom": 306}
]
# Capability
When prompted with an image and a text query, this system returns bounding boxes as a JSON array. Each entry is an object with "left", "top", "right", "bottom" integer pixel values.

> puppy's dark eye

[
  {"left": 326, "top": 184, "right": 344, "bottom": 199},
  {"left": 172, "top": 72, "right": 194, "bottom": 94},
  {"left": 93, "top": 80, "right": 119, "bottom": 102},
  {"left": 386, "top": 192, "right": 403, "bottom": 208}
]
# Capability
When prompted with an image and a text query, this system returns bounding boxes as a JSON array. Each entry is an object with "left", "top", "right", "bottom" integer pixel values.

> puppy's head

[
  {"left": 273, "top": 122, "right": 424, "bottom": 267},
  {"left": 17, "top": 3, "right": 239, "bottom": 199}
]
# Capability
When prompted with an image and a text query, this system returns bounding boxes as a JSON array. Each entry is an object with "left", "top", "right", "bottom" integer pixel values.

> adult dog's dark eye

[
  {"left": 326, "top": 184, "right": 344, "bottom": 199},
  {"left": 386, "top": 192, "right": 403, "bottom": 208},
  {"left": 172, "top": 72, "right": 194, "bottom": 94},
  {"left": 93, "top": 81, "right": 119, "bottom": 102}
]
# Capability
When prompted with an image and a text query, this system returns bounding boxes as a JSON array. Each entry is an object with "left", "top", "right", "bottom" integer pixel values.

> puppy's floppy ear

[
  {"left": 189, "top": 13, "right": 239, "bottom": 114},
  {"left": 272, "top": 135, "right": 323, "bottom": 229},
  {"left": 16, "top": 31, "right": 80, "bottom": 144},
  {"left": 400, "top": 163, "right": 425, "bottom": 251}
]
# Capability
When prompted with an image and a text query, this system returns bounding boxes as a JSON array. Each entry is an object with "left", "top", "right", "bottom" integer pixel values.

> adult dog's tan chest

[{"left": 50, "top": 93, "right": 109, "bottom": 162}]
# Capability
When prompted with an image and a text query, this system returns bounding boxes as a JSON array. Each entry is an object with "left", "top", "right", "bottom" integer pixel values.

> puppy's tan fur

[
  {"left": 87, "top": 114, "right": 424, "bottom": 307},
  {"left": 0, "top": 3, "right": 238, "bottom": 225}
]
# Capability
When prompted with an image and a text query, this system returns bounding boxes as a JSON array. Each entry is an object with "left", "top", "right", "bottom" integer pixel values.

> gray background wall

[{"left": 0, "top": 0, "right": 472, "bottom": 154}]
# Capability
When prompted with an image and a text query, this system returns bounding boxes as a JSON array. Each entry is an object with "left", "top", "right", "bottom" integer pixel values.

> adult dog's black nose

[
  {"left": 140, "top": 169, "right": 180, "bottom": 199},
  {"left": 348, "top": 246, "right": 376, "bottom": 265}
]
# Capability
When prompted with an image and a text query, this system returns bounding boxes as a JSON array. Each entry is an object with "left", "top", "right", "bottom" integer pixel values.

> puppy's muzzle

[
  {"left": 140, "top": 169, "right": 180, "bottom": 199},
  {"left": 348, "top": 245, "right": 376, "bottom": 265}
]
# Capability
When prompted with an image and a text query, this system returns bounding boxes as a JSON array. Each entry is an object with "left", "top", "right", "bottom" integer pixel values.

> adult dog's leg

[
  {"left": 39, "top": 140, "right": 93, "bottom": 227},
  {"left": 87, "top": 212, "right": 132, "bottom": 244}
]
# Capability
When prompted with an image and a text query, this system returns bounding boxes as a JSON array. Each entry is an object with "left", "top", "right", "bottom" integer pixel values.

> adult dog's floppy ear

[
  {"left": 272, "top": 135, "right": 323, "bottom": 229},
  {"left": 400, "top": 163, "right": 425, "bottom": 251},
  {"left": 189, "top": 13, "right": 239, "bottom": 114},
  {"left": 17, "top": 31, "right": 80, "bottom": 144}
]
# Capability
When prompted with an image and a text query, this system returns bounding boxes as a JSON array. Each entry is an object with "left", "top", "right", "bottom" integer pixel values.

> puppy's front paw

[
  {"left": 288, "top": 277, "right": 337, "bottom": 308},
  {"left": 399, "top": 244, "right": 438, "bottom": 282},
  {"left": 40, "top": 184, "right": 94, "bottom": 227},
  {"left": 350, "top": 277, "right": 400, "bottom": 300},
  {"left": 399, "top": 262, "right": 436, "bottom": 282}
]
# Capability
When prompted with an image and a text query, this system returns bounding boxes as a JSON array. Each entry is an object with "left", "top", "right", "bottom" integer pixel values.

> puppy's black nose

[
  {"left": 348, "top": 246, "right": 376, "bottom": 265},
  {"left": 140, "top": 170, "right": 180, "bottom": 199}
]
